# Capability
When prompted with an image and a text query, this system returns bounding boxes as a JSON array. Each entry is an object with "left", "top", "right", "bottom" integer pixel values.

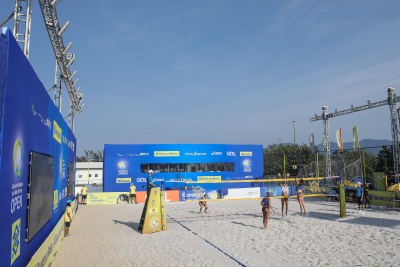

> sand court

[{"left": 51, "top": 198, "right": 400, "bottom": 267}]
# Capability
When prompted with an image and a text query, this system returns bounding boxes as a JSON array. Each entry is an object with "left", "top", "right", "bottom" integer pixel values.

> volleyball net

[{"left": 165, "top": 177, "right": 329, "bottom": 202}]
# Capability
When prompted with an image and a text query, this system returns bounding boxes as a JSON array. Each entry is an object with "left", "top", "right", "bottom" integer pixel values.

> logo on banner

[
  {"left": 151, "top": 219, "right": 158, "bottom": 228},
  {"left": 116, "top": 178, "right": 131, "bottom": 183},
  {"left": 240, "top": 152, "right": 252, "bottom": 156},
  {"left": 227, "top": 151, "right": 236, "bottom": 156},
  {"left": 54, "top": 190, "right": 58, "bottom": 210},
  {"left": 140, "top": 153, "right": 149, "bottom": 156},
  {"left": 118, "top": 162, "right": 128, "bottom": 175},
  {"left": 46, "top": 118, "right": 52, "bottom": 130},
  {"left": 184, "top": 151, "right": 207, "bottom": 156},
  {"left": 53, "top": 120, "right": 62, "bottom": 144},
  {"left": 154, "top": 151, "right": 180, "bottom": 157},
  {"left": 243, "top": 160, "right": 251, "bottom": 172},
  {"left": 11, "top": 218, "right": 21, "bottom": 265},
  {"left": 13, "top": 140, "right": 23, "bottom": 179},
  {"left": 31, "top": 101, "right": 36, "bottom": 116},
  {"left": 149, "top": 208, "right": 158, "bottom": 215},
  {"left": 211, "top": 151, "right": 222, "bottom": 155}
]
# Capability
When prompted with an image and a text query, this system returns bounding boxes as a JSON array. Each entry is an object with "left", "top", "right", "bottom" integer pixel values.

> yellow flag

[{"left": 352, "top": 125, "right": 360, "bottom": 149}]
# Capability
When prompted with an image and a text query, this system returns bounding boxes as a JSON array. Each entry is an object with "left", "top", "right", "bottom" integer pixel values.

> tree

[
  {"left": 76, "top": 150, "right": 104, "bottom": 162},
  {"left": 375, "top": 145, "right": 394, "bottom": 184},
  {"left": 263, "top": 142, "right": 319, "bottom": 177}
]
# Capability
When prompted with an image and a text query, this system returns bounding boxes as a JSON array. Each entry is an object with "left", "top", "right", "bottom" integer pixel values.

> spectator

[
  {"left": 147, "top": 170, "right": 156, "bottom": 196},
  {"left": 130, "top": 183, "right": 137, "bottom": 204},
  {"left": 81, "top": 184, "right": 88, "bottom": 205},
  {"left": 356, "top": 182, "right": 365, "bottom": 215},
  {"left": 65, "top": 200, "right": 73, "bottom": 238},
  {"left": 326, "top": 188, "right": 339, "bottom": 202},
  {"left": 362, "top": 183, "right": 371, "bottom": 209}
]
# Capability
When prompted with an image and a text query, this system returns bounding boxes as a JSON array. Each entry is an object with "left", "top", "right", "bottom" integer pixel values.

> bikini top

[
  {"left": 263, "top": 197, "right": 269, "bottom": 206},
  {"left": 296, "top": 185, "right": 303, "bottom": 190},
  {"left": 282, "top": 186, "right": 288, "bottom": 192}
]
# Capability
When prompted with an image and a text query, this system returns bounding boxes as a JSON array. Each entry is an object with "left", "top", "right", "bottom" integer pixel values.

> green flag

[{"left": 352, "top": 125, "right": 360, "bottom": 149}]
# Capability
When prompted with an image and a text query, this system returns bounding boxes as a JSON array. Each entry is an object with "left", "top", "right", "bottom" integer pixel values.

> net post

[
  {"left": 185, "top": 181, "right": 187, "bottom": 202},
  {"left": 339, "top": 183, "right": 346, "bottom": 217}
]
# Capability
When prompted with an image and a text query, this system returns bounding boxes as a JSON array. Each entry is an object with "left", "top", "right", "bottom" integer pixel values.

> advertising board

[{"left": 0, "top": 29, "right": 77, "bottom": 267}]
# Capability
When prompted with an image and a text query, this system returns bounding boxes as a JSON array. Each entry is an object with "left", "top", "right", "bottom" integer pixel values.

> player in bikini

[
  {"left": 199, "top": 193, "right": 208, "bottom": 213},
  {"left": 261, "top": 192, "right": 275, "bottom": 229},
  {"left": 295, "top": 173, "right": 307, "bottom": 215},
  {"left": 279, "top": 173, "right": 289, "bottom": 217}
]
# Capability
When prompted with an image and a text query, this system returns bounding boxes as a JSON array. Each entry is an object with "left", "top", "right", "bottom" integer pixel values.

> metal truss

[
  {"left": 53, "top": 53, "right": 74, "bottom": 112},
  {"left": 38, "top": 0, "right": 83, "bottom": 115},
  {"left": 13, "top": 0, "right": 32, "bottom": 59},
  {"left": 310, "top": 87, "right": 400, "bottom": 184}
]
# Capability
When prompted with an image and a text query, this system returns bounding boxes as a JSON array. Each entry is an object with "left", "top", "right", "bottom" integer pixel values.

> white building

[{"left": 76, "top": 162, "right": 103, "bottom": 185}]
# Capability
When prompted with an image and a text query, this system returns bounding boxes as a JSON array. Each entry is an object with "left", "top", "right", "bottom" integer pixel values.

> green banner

[
  {"left": 368, "top": 190, "right": 397, "bottom": 205},
  {"left": 373, "top": 172, "right": 387, "bottom": 191}
]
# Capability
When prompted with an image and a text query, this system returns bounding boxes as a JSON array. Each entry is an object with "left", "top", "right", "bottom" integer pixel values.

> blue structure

[
  {"left": 103, "top": 144, "right": 263, "bottom": 192},
  {"left": 0, "top": 28, "right": 76, "bottom": 266}
]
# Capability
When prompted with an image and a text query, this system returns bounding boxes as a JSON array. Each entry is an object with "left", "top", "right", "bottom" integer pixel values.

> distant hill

[{"left": 316, "top": 139, "right": 392, "bottom": 155}]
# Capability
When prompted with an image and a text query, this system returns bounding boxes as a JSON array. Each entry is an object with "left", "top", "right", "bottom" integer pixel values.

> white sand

[{"left": 51, "top": 198, "right": 400, "bottom": 267}]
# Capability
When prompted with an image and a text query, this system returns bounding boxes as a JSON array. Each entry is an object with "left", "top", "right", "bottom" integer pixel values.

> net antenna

[{"left": 310, "top": 87, "right": 400, "bottom": 184}]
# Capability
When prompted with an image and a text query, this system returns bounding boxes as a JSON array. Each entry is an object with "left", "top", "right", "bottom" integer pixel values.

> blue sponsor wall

[
  {"left": 0, "top": 28, "right": 76, "bottom": 267},
  {"left": 103, "top": 144, "right": 263, "bottom": 192}
]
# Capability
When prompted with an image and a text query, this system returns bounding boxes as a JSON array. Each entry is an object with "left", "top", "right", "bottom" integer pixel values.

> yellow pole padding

[
  {"left": 186, "top": 177, "right": 324, "bottom": 184},
  {"left": 185, "top": 194, "right": 326, "bottom": 202}
]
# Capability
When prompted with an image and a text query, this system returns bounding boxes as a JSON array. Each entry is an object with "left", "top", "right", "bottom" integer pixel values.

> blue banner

[
  {"left": 0, "top": 28, "right": 76, "bottom": 267},
  {"left": 104, "top": 144, "right": 264, "bottom": 192}
]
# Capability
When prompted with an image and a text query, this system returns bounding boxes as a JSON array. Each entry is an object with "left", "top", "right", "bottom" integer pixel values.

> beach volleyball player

[
  {"left": 279, "top": 173, "right": 289, "bottom": 217},
  {"left": 199, "top": 193, "right": 208, "bottom": 213},
  {"left": 295, "top": 173, "right": 307, "bottom": 215},
  {"left": 261, "top": 192, "right": 275, "bottom": 229}
]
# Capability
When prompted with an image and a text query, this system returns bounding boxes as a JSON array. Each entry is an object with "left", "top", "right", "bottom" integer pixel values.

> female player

[
  {"left": 261, "top": 192, "right": 275, "bottom": 229},
  {"left": 280, "top": 173, "right": 289, "bottom": 217},
  {"left": 295, "top": 173, "right": 307, "bottom": 215},
  {"left": 199, "top": 193, "right": 208, "bottom": 213}
]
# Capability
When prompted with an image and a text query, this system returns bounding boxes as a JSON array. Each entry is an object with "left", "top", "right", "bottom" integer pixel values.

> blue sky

[{"left": 1, "top": 1, "right": 400, "bottom": 156}]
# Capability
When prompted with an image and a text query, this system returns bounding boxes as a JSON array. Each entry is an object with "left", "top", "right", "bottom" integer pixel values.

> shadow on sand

[{"left": 112, "top": 220, "right": 141, "bottom": 233}]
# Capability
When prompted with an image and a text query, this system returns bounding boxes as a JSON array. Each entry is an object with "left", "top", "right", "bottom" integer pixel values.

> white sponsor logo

[
  {"left": 184, "top": 152, "right": 207, "bottom": 156},
  {"left": 211, "top": 151, "right": 222, "bottom": 156},
  {"left": 136, "top": 177, "right": 165, "bottom": 182},
  {"left": 243, "top": 167, "right": 252, "bottom": 172},
  {"left": 227, "top": 151, "right": 236, "bottom": 156}
]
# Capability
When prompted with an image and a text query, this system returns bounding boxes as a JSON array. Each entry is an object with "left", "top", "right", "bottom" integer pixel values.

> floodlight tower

[{"left": 12, "top": 0, "right": 32, "bottom": 59}]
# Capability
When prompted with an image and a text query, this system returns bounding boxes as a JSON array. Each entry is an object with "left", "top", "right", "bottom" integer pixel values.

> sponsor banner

[
  {"left": 197, "top": 176, "right": 221, "bottom": 182},
  {"left": 240, "top": 152, "right": 252, "bottom": 156},
  {"left": 367, "top": 190, "right": 397, "bottom": 205},
  {"left": 261, "top": 186, "right": 298, "bottom": 197},
  {"left": 336, "top": 128, "right": 343, "bottom": 152},
  {"left": 180, "top": 189, "right": 219, "bottom": 201},
  {"left": 226, "top": 188, "right": 260, "bottom": 199},
  {"left": 87, "top": 192, "right": 129, "bottom": 205},
  {"left": 154, "top": 151, "right": 180, "bottom": 157},
  {"left": 164, "top": 190, "right": 180, "bottom": 202},
  {"left": 0, "top": 29, "right": 77, "bottom": 267},
  {"left": 116, "top": 178, "right": 131, "bottom": 183},
  {"left": 373, "top": 172, "right": 387, "bottom": 191}
]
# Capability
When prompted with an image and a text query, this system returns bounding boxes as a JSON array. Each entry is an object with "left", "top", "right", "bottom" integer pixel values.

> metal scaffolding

[
  {"left": 310, "top": 87, "right": 400, "bottom": 184},
  {"left": 12, "top": 0, "right": 32, "bottom": 59},
  {"left": 38, "top": 0, "right": 83, "bottom": 115}
]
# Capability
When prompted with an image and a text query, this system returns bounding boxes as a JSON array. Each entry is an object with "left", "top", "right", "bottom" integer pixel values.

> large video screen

[
  {"left": 27, "top": 152, "right": 54, "bottom": 242},
  {"left": 68, "top": 162, "right": 75, "bottom": 198}
]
